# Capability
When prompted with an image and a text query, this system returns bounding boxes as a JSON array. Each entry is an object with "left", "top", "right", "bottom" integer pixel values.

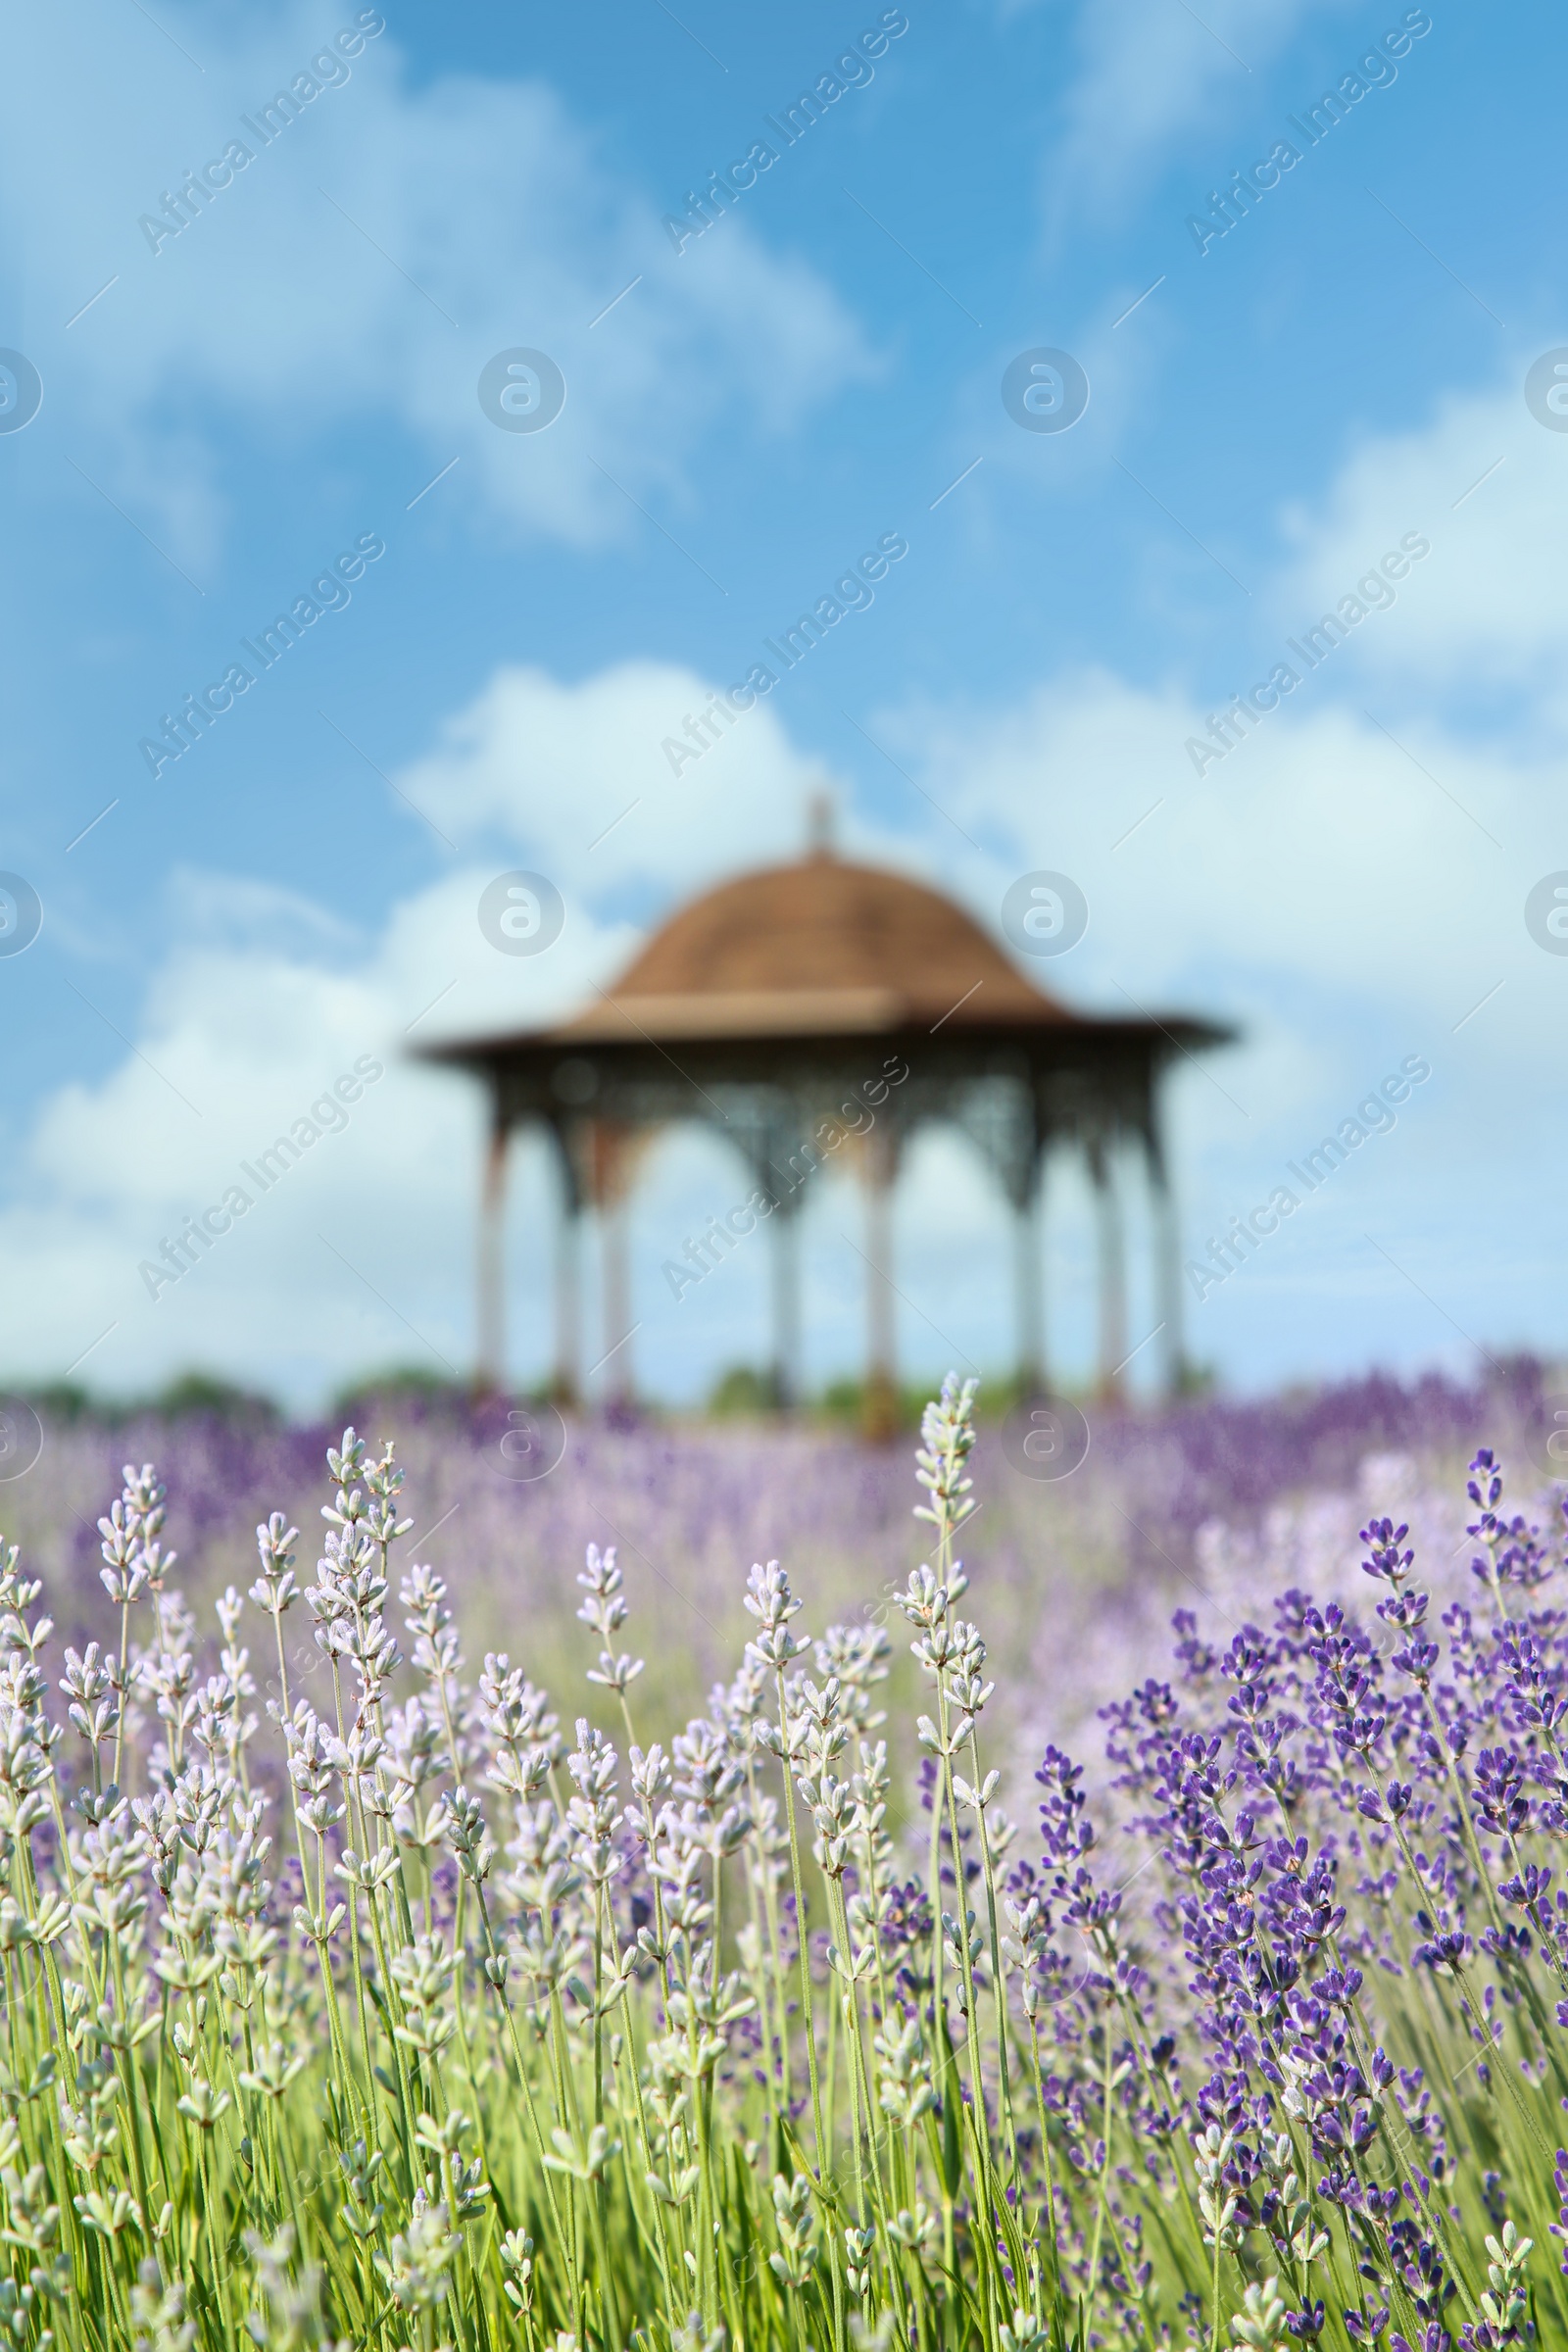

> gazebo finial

[{"left": 806, "top": 788, "right": 835, "bottom": 858}]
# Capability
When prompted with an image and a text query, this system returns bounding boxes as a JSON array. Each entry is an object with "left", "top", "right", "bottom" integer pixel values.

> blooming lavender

[{"left": 0, "top": 1385, "right": 1560, "bottom": 2349}]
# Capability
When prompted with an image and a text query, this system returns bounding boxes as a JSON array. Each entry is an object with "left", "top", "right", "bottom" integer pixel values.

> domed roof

[{"left": 559, "top": 850, "right": 1068, "bottom": 1041}]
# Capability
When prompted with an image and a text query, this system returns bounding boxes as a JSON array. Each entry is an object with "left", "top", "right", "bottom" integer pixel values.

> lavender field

[
  {"left": 3, "top": 1361, "right": 1554, "bottom": 1771},
  {"left": 1, "top": 1363, "right": 1566, "bottom": 2352}
]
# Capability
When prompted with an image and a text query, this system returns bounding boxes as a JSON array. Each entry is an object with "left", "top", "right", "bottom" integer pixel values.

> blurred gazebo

[{"left": 417, "top": 828, "right": 1232, "bottom": 1420}]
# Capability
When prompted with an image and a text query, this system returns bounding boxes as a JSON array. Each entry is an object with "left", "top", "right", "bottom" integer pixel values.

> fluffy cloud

[
  {"left": 398, "top": 660, "right": 835, "bottom": 907},
  {"left": 1272, "top": 366, "right": 1568, "bottom": 703},
  {"left": 4, "top": 6, "right": 874, "bottom": 563},
  {"left": 1031, "top": 0, "right": 1359, "bottom": 226},
  {"left": 876, "top": 671, "right": 1525, "bottom": 1012},
  {"left": 7, "top": 876, "right": 606, "bottom": 1407}
]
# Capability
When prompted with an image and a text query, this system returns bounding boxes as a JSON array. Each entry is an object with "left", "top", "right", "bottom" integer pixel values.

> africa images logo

[
  {"left": 135, "top": 14, "right": 387, "bottom": 256},
  {"left": 1186, "top": 1055, "right": 1431, "bottom": 1301},
  {"left": 1184, "top": 11, "right": 1433, "bottom": 257},
  {"left": 1184, "top": 532, "right": 1430, "bottom": 778},
  {"left": 137, "top": 533, "right": 386, "bottom": 778}
]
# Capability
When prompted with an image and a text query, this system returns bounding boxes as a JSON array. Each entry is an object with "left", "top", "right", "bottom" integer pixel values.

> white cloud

[
  {"left": 4, "top": 5, "right": 874, "bottom": 562},
  {"left": 1271, "top": 368, "right": 1568, "bottom": 705},
  {"left": 865, "top": 667, "right": 1512, "bottom": 1004},
  {"left": 6, "top": 871, "right": 596, "bottom": 1407},
  {"left": 1033, "top": 0, "right": 1358, "bottom": 228},
  {"left": 397, "top": 660, "right": 837, "bottom": 904}
]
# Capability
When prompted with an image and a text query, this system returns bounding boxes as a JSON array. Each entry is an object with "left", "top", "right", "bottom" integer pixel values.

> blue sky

[{"left": 2, "top": 0, "right": 1566, "bottom": 1411}]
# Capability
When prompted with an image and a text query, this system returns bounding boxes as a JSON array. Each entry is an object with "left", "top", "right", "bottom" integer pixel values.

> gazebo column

[
  {"left": 1012, "top": 1148, "right": 1047, "bottom": 1396},
  {"left": 1089, "top": 1135, "right": 1127, "bottom": 1403},
  {"left": 600, "top": 1196, "right": 633, "bottom": 1406},
  {"left": 767, "top": 1187, "right": 803, "bottom": 1410},
  {"left": 555, "top": 1207, "right": 582, "bottom": 1404},
  {"left": 863, "top": 1122, "right": 899, "bottom": 1440},
  {"left": 475, "top": 1112, "right": 509, "bottom": 1396},
  {"left": 584, "top": 1120, "right": 641, "bottom": 1408},
  {"left": 1144, "top": 1120, "right": 1186, "bottom": 1398},
  {"left": 548, "top": 1123, "right": 582, "bottom": 1407}
]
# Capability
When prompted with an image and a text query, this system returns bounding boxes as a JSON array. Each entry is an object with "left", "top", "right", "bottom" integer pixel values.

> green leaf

[{"left": 940, "top": 2079, "right": 962, "bottom": 2201}]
